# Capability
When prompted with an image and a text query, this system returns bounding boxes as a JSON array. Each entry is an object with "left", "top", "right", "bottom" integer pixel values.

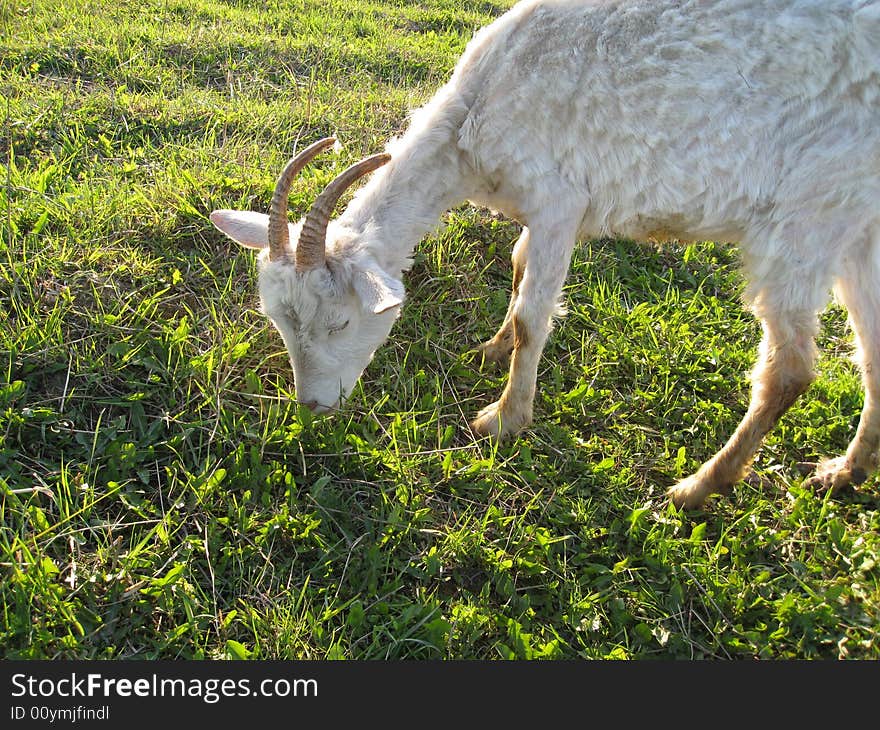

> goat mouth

[{"left": 298, "top": 399, "right": 339, "bottom": 414}]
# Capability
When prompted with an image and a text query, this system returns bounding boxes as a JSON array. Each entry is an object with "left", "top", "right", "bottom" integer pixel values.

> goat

[{"left": 210, "top": 0, "right": 880, "bottom": 510}]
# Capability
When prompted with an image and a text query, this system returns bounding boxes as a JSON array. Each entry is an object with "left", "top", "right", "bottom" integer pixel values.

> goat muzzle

[{"left": 297, "top": 399, "right": 339, "bottom": 414}]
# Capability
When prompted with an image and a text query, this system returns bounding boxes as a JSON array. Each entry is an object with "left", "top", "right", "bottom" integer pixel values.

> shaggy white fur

[{"left": 212, "top": 0, "right": 880, "bottom": 509}]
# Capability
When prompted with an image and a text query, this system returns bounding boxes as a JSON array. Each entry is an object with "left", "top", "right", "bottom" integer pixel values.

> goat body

[{"left": 211, "top": 0, "right": 880, "bottom": 509}]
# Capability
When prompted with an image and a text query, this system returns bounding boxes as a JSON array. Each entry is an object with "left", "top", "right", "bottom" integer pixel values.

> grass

[{"left": 1, "top": 0, "right": 878, "bottom": 660}]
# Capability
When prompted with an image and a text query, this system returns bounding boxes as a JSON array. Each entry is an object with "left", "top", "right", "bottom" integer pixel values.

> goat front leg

[
  {"left": 471, "top": 220, "right": 576, "bottom": 439},
  {"left": 478, "top": 227, "right": 529, "bottom": 364},
  {"left": 803, "top": 246, "right": 880, "bottom": 494},
  {"left": 669, "top": 309, "right": 820, "bottom": 509}
]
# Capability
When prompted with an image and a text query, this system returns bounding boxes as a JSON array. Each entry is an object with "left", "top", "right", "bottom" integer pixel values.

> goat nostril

[{"left": 298, "top": 400, "right": 319, "bottom": 411}]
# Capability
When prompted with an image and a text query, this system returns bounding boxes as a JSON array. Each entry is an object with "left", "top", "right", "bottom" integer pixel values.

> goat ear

[
  {"left": 352, "top": 268, "right": 404, "bottom": 314},
  {"left": 210, "top": 210, "right": 269, "bottom": 250}
]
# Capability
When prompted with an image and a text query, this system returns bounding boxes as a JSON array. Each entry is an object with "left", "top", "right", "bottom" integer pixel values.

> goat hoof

[
  {"left": 469, "top": 400, "right": 528, "bottom": 440},
  {"left": 476, "top": 338, "right": 513, "bottom": 365},
  {"left": 795, "top": 461, "right": 819, "bottom": 476},
  {"left": 802, "top": 457, "right": 867, "bottom": 494},
  {"left": 668, "top": 474, "right": 731, "bottom": 510}
]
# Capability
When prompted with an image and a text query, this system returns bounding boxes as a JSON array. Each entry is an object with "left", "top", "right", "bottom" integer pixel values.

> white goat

[{"left": 211, "top": 0, "right": 880, "bottom": 510}]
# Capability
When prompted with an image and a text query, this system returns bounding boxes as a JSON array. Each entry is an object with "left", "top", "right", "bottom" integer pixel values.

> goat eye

[{"left": 328, "top": 320, "right": 349, "bottom": 334}]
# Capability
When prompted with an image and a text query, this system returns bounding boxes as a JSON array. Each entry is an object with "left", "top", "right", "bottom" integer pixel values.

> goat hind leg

[
  {"left": 804, "top": 252, "right": 880, "bottom": 494},
  {"left": 669, "top": 309, "right": 819, "bottom": 509},
  {"left": 478, "top": 227, "right": 529, "bottom": 364}
]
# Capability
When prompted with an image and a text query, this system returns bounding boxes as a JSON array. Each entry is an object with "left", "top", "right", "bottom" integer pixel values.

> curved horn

[
  {"left": 267, "top": 136, "right": 337, "bottom": 262},
  {"left": 296, "top": 152, "right": 392, "bottom": 272}
]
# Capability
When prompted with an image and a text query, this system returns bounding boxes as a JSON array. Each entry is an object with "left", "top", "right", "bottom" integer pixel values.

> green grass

[{"left": 2, "top": 0, "right": 878, "bottom": 660}]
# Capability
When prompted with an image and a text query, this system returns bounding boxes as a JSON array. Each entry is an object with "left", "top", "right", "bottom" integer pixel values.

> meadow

[{"left": 2, "top": 0, "right": 878, "bottom": 659}]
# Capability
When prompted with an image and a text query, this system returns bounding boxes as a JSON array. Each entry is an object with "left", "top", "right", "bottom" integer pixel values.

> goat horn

[
  {"left": 296, "top": 152, "right": 392, "bottom": 272},
  {"left": 267, "top": 136, "right": 337, "bottom": 262}
]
